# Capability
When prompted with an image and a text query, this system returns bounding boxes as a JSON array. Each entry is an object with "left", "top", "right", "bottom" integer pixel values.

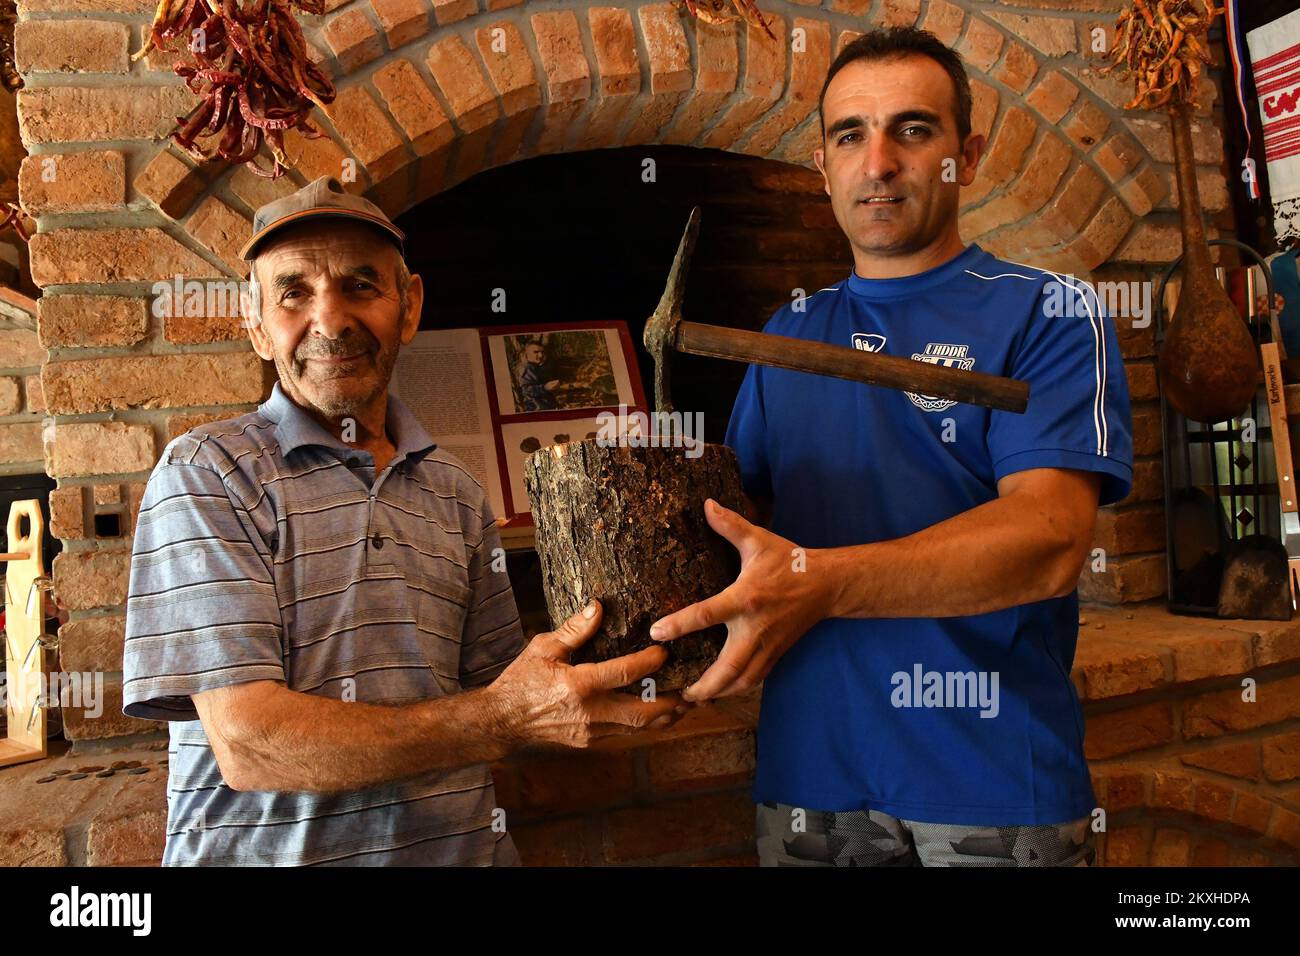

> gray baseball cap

[{"left": 239, "top": 175, "right": 406, "bottom": 261}]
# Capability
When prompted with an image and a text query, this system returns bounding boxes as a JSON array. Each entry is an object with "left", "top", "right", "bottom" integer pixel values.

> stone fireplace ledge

[{"left": 1074, "top": 601, "right": 1300, "bottom": 700}]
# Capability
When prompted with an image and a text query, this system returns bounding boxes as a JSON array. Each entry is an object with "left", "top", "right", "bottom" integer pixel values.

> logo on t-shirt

[
  {"left": 850, "top": 332, "right": 887, "bottom": 352},
  {"left": 904, "top": 342, "right": 976, "bottom": 412}
]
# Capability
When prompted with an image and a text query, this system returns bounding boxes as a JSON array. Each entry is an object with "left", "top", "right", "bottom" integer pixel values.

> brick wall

[{"left": 2, "top": 0, "right": 1273, "bottom": 866}]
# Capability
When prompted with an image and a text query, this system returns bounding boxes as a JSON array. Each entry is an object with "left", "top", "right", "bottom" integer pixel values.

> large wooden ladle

[{"left": 1157, "top": 103, "right": 1259, "bottom": 425}]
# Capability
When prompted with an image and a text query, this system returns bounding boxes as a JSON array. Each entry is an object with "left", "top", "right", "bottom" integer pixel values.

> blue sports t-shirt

[{"left": 725, "top": 242, "right": 1133, "bottom": 826}]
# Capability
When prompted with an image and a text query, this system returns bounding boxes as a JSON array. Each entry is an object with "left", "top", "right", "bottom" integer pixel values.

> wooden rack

[{"left": 0, "top": 500, "right": 47, "bottom": 768}]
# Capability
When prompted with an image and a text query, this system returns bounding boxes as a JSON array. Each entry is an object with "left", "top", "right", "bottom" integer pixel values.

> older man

[
  {"left": 651, "top": 27, "right": 1134, "bottom": 866},
  {"left": 122, "top": 177, "right": 679, "bottom": 866}
]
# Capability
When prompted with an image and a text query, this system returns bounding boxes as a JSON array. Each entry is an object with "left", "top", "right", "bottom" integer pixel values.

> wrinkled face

[
  {"left": 525, "top": 343, "right": 546, "bottom": 365},
  {"left": 246, "top": 220, "right": 421, "bottom": 420},
  {"left": 814, "top": 54, "right": 983, "bottom": 261}
]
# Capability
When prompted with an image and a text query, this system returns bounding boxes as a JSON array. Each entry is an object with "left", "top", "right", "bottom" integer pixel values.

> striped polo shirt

[{"left": 122, "top": 381, "right": 526, "bottom": 866}]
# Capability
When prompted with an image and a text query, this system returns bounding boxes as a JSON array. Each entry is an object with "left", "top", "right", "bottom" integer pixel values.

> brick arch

[
  {"left": 1094, "top": 767, "right": 1300, "bottom": 866},
  {"left": 184, "top": 0, "right": 1207, "bottom": 279}
]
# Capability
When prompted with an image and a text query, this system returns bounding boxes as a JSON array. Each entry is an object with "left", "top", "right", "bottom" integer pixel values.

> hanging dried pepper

[
  {"left": 133, "top": 0, "right": 336, "bottom": 177},
  {"left": 1102, "top": 0, "right": 1219, "bottom": 110},
  {"left": 1, "top": 201, "right": 29, "bottom": 242},
  {"left": 677, "top": 0, "right": 776, "bottom": 41}
]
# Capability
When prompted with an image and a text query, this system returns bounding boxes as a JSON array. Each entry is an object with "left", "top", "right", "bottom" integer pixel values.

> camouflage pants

[{"left": 756, "top": 801, "right": 1096, "bottom": 867}]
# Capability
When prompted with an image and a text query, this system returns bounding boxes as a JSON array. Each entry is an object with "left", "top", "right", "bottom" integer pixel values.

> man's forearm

[
  {"left": 818, "top": 493, "right": 1084, "bottom": 620},
  {"left": 214, "top": 681, "right": 515, "bottom": 794}
]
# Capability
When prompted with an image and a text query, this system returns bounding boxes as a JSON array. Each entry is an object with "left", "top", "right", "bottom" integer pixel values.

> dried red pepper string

[
  {"left": 135, "top": 0, "right": 334, "bottom": 177},
  {"left": 1103, "top": 0, "right": 1220, "bottom": 111},
  {"left": 1, "top": 201, "right": 29, "bottom": 242}
]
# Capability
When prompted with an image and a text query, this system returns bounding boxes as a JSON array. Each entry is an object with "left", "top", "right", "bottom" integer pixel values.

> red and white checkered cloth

[{"left": 1248, "top": 8, "right": 1300, "bottom": 245}]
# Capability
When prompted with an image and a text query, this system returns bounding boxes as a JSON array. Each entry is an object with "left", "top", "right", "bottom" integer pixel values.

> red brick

[
  {"left": 85, "top": 774, "right": 167, "bottom": 865},
  {"left": 616, "top": 4, "right": 692, "bottom": 146},
  {"left": 980, "top": 106, "right": 1037, "bottom": 187},
  {"left": 324, "top": 85, "right": 407, "bottom": 183},
  {"left": 43, "top": 352, "right": 264, "bottom": 414},
  {"left": 281, "top": 128, "right": 360, "bottom": 190},
  {"left": 19, "top": 151, "right": 125, "bottom": 216},
  {"left": 18, "top": 85, "right": 195, "bottom": 145},
  {"left": 38, "top": 294, "right": 149, "bottom": 349},
  {"left": 187, "top": 196, "right": 252, "bottom": 276},
  {"left": 1063, "top": 98, "right": 1111, "bottom": 151},
  {"left": 986, "top": 12, "right": 1077, "bottom": 57},
  {"left": 1189, "top": 835, "right": 1231, "bottom": 866},
  {"left": 960, "top": 132, "right": 1071, "bottom": 236},
  {"left": 1084, "top": 701, "right": 1174, "bottom": 759},
  {"left": 371, "top": 59, "right": 455, "bottom": 159},
  {"left": 741, "top": 18, "right": 830, "bottom": 157},
  {"left": 508, "top": 748, "right": 635, "bottom": 814},
  {"left": 1193, "top": 778, "right": 1235, "bottom": 824},
  {"left": 698, "top": 14, "right": 784, "bottom": 150},
  {"left": 1077, "top": 552, "right": 1166, "bottom": 603},
  {"left": 52, "top": 548, "right": 131, "bottom": 610},
  {"left": 370, "top": 0, "right": 430, "bottom": 48},
  {"left": 921, "top": 0, "right": 964, "bottom": 46},
  {"left": 1098, "top": 768, "right": 1146, "bottom": 811},
  {"left": 0, "top": 423, "right": 44, "bottom": 464},
  {"left": 661, "top": 17, "right": 734, "bottom": 147},
  {"left": 29, "top": 228, "right": 221, "bottom": 286},
  {"left": 1095, "top": 133, "right": 1142, "bottom": 182},
  {"left": 15, "top": 18, "right": 130, "bottom": 73},
  {"left": 1181, "top": 741, "right": 1262, "bottom": 781},
  {"left": 58, "top": 614, "right": 126, "bottom": 674},
  {"left": 970, "top": 77, "right": 998, "bottom": 140},
  {"left": 1230, "top": 792, "right": 1275, "bottom": 834},
  {"left": 1262, "top": 731, "right": 1300, "bottom": 783},
  {"left": 1267, "top": 808, "right": 1300, "bottom": 852},
  {"left": 0, "top": 328, "right": 44, "bottom": 368},
  {"left": 1182, "top": 674, "right": 1300, "bottom": 739},
  {"left": 510, "top": 817, "right": 592, "bottom": 866},
  {"left": 580, "top": 6, "right": 642, "bottom": 148},
  {"left": 1150, "top": 827, "right": 1190, "bottom": 866},
  {"left": 995, "top": 41, "right": 1039, "bottom": 94},
  {"left": 646, "top": 728, "right": 755, "bottom": 792},
  {"left": 603, "top": 791, "right": 754, "bottom": 863},
  {"left": 0, "top": 377, "right": 20, "bottom": 416},
  {"left": 1026, "top": 71, "right": 1080, "bottom": 124},
  {"left": 1073, "top": 636, "right": 1166, "bottom": 699},
  {"left": 323, "top": 7, "right": 384, "bottom": 73},
  {"left": 45, "top": 422, "right": 157, "bottom": 479},
  {"left": 956, "top": 17, "right": 1003, "bottom": 72},
  {"left": 532, "top": 9, "right": 591, "bottom": 106},
  {"left": 474, "top": 21, "right": 542, "bottom": 117},
  {"left": 227, "top": 162, "right": 299, "bottom": 214},
  {"left": 133, "top": 147, "right": 214, "bottom": 220},
  {"left": 1116, "top": 165, "right": 1168, "bottom": 218},
  {"left": 23, "top": 374, "right": 43, "bottom": 416},
  {"left": 432, "top": 0, "right": 473, "bottom": 25},
  {"left": 1103, "top": 825, "right": 1149, "bottom": 865},
  {"left": 878, "top": 0, "right": 920, "bottom": 27},
  {"left": 427, "top": 34, "right": 499, "bottom": 133}
]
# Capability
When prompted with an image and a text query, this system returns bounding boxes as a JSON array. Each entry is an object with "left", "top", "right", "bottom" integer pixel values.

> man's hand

[
  {"left": 487, "top": 599, "right": 684, "bottom": 748},
  {"left": 648, "top": 498, "right": 830, "bottom": 704}
]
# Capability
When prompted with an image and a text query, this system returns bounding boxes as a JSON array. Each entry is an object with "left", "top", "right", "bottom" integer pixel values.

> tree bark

[{"left": 524, "top": 440, "right": 745, "bottom": 692}]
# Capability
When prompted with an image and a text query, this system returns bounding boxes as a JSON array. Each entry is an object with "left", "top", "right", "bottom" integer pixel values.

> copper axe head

[
  {"left": 643, "top": 206, "right": 701, "bottom": 413},
  {"left": 643, "top": 206, "right": 1031, "bottom": 416}
]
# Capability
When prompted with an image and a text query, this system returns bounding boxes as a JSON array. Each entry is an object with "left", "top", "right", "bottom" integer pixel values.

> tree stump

[{"left": 523, "top": 440, "right": 745, "bottom": 691}]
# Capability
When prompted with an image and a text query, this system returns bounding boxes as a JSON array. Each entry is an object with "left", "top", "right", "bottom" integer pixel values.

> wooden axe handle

[{"left": 677, "top": 321, "right": 1030, "bottom": 414}]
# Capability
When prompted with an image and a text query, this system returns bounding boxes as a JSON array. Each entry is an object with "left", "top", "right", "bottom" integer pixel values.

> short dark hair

[{"left": 819, "top": 26, "right": 973, "bottom": 143}]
